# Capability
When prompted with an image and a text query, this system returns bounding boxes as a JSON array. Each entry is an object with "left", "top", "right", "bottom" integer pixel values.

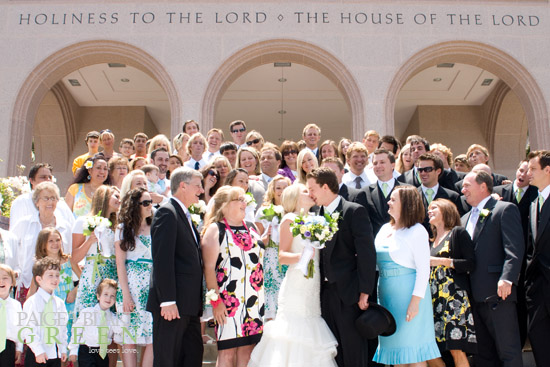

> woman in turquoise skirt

[{"left": 374, "top": 186, "right": 440, "bottom": 366}]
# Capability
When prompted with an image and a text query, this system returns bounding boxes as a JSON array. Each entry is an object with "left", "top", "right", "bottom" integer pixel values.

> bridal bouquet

[
  {"left": 189, "top": 200, "right": 207, "bottom": 230},
  {"left": 83, "top": 212, "right": 112, "bottom": 237},
  {"left": 259, "top": 204, "right": 284, "bottom": 246},
  {"left": 290, "top": 212, "right": 340, "bottom": 278}
]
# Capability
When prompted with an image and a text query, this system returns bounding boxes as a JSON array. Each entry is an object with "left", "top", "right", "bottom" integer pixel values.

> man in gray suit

[{"left": 461, "top": 171, "right": 524, "bottom": 367}]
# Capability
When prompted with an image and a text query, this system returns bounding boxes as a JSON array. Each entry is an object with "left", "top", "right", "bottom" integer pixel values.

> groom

[{"left": 307, "top": 167, "right": 377, "bottom": 367}]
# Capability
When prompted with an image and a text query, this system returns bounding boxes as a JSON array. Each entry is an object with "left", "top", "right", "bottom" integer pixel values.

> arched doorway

[
  {"left": 201, "top": 39, "right": 364, "bottom": 141},
  {"left": 386, "top": 41, "right": 548, "bottom": 176},
  {"left": 9, "top": 40, "right": 180, "bottom": 177}
]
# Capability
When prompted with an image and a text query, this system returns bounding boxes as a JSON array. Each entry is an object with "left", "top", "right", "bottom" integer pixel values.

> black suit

[
  {"left": 461, "top": 198, "right": 524, "bottom": 367},
  {"left": 362, "top": 180, "right": 399, "bottom": 236},
  {"left": 494, "top": 183, "right": 538, "bottom": 347},
  {"left": 147, "top": 198, "right": 203, "bottom": 367},
  {"left": 339, "top": 183, "right": 362, "bottom": 203},
  {"left": 525, "top": 193, "right": 550, "bottom": 366},
  {"left": 397, "top": 169, "right": 420, "bottom": 187},
  {"left": 440, "top": 169, "right": 465, "bottom": 193},
  {"left": 321, "top": 198, "right": 376, "bottom": 367},
  {"left": 418, "top": 185, "right": 463, "bottom": 237}
]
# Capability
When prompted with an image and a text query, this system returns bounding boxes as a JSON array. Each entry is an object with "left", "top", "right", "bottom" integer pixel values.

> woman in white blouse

[{"left": 373, "top": 185, "right": 440, "bottom": 367}]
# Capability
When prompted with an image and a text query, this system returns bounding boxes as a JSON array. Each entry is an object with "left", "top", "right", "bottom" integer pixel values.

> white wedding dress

[{"left": 249, "top": 213, "right": 338, "bottom": 367}]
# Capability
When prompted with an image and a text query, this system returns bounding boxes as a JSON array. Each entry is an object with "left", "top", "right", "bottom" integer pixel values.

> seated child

[
  {"left": 69, "top": 279, "right": 118, "bottom": 367},
  {"left": 141, "top": 164, "right": 169, "bottom": 196},
  {"left": 0, "top": 264, "right": 23, "bottom": 366},
  {"left": 22, "top": 257, "right": 68, "bottom": 366}
]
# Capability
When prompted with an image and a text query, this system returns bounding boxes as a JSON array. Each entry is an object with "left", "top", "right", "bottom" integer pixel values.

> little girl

[{"left": 28, "top": 228, "right": 81, "bottom": 343}]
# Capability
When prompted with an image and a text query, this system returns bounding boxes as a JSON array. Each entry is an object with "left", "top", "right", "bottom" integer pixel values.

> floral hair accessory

[{"left": 85, "top": 161, "right": 94, "bottom": 169}]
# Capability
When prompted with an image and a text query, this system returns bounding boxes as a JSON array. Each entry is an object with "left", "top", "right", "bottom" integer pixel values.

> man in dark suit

[
  {"left": 302, "top": 123, "right": 321, "bottom": 162},
  {"left": 465, "top": 143, "right": 509, "bottom": 185},
  {"left": 417, "top": 154, "right": 463, "bottom": 235},
  {"left": 493, "top": 160, "right": 537, "bottom": 347},
  {"left": 321, "top": 157, "right": 363, "bottom": 204},
  {"left": 307, "top": 167, "right": 376, "bottom": 367},
  {"left": 525, "top": 150, "right": 550, "bottom": 366},
  {"left": 362, "top": 149, "right": 400, "bottom": 236},
  {"left": 147, "top": 167, "right": 205, "bottom": 367},
  {"left": 397, "top": 136, "right": 429, "bottom": 187},
  {"left": 461, "top": 171, "right": 524, "bottom": 367}
]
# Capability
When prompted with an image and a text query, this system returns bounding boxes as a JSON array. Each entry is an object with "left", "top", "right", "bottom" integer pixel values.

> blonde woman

[
  {"left": 295, "top": 149, "right": 318, "bottom": 185},
  {"left": 147, "top": 134, "right": 172, "bottom": 158}
]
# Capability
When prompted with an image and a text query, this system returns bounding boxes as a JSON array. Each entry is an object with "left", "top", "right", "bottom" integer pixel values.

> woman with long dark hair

[
  {"left": 278, "top": 140, "right": 299, "bottom": 183},
  {"left": 114, "top": 187, "right": 154, "bottom": 367},
  {"left": 200, "top": 165, "right": 221, "bottom": 204},
  {"left": 65, "top": 155, "right": 110, "bottom": 217}
]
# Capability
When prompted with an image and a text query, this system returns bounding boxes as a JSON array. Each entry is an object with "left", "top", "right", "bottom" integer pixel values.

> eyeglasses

[
  {"left": 246, "top": 139, "right": 261, "bottom": 146},
  {"left": 231, "top": 128, "right": 246, "bottom": 133},
  {"left": 232, "top": 197, "right": 246, "bottom": 203},
  {"left": 484, "top": 295, "right": 503, "bottom": 311},
  {"left": 207, "top": 170, "right": 218, "bottom": 177},
  {"left": 283, "top": 150, "right": 298, "bottom": 156},
  {"left": 115, "top": 166, "right": 128, "bottom": 171},
  {"left": 100, "top": 129, "right": 112, "bottom": 134},
  {"left": 139, "top": 200, "right": 153, "bottom": 207},
  {"left": 40, "top": 196, "right": 58, "bottom": 202},
  {"left": 417, "top": 167, "right": 435, "bottom": 173}
]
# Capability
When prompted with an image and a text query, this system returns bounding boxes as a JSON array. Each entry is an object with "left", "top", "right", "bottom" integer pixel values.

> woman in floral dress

[
  {"left": 255, "top": 175, "right": 290, "bottom": 320},
  {"left": 72, "top": 185, "right": 119, "bottom": 315},
  {"left": 202, "top": 186, "right": 265, "bottom": 367},
  {"left": 428, "top": 199, "right": 477, "bottom": 367},
  {"left": 115, "top": 187, "right": 154, "bottom": 367}
]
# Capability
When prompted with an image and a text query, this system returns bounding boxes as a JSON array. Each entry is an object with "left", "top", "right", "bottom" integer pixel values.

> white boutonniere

[{"left": 479, "top": 208, "right": 491, "bottom": 222}]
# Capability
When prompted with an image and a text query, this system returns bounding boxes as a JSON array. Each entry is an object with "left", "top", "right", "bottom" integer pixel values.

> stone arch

[
  {"left": 385, "top": 40, "right": 548, "bottom": 152},
  {"left": 201, "top": 38, "right": 365, "bottom": 140},
  {"left": 9, "top": 40, "right": 180, "bottom": 175}
]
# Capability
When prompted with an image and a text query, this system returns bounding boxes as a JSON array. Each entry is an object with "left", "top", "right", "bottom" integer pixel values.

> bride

[{"left": 249, "top": 184, "right": 338, "bottom": 367}]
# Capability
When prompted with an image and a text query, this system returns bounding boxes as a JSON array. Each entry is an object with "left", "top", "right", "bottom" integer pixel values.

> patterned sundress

[
  {"left": 114, "top": 225, "right": 153, "bottom": 345},
  {"left": 55, "top": 260, "right": 76, "bottom": 341},
  {"left": 73, "top": 216, "right": 118, "bottom": 317},
  {"left": 430, "top": 232, "right": 477, "bottom": 354},
  {"left": 254, "top": 209, "right": 287, "bottom": 319},
  {"left": 215, "top": 220, "right": 265, "bottom": 350}
]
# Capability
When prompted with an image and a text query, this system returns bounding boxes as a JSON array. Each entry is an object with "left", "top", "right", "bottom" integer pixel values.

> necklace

[
  {"left": 223, "top": 218, "right": 255, "bottom": 251},
  {"left": 40, "top": 216, "right": 56, "bottom": 228}
]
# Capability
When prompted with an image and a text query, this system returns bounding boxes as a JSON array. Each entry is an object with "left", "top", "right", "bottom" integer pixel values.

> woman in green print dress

[
  {"left": 72, "top": 185, "right": 120, "bottom": 316},
  {"left": 254, "top": 175, "right": 291, "bottom": 320},
  {"left": 115, "top": 187, "right": 154, "bottom": 367}
]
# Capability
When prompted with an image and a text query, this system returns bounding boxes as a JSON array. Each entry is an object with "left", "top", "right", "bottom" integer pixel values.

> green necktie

[
  {"left": 539, "top": 195, "right": 545, "bottom": 211},
  {"left": 99, "top": 310, "right": 108, "bottom": 359},
  {"left": 382, "top": 183, "right": 389, "bottom": 198},
  {"left": 43, "top": 296, "right": 56, "bottom": 345},
  {"left": 426, "top": 188, "right": 434, "bottom": 204},
  {"left": 516, "top": 187, "right": 523, "bottom": 203},
  {"left": 0, "top": 299, "right": 6, "bottom": 353}
]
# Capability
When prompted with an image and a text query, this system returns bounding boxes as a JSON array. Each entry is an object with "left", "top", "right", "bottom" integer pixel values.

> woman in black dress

[{"left": 428, "top": 198, "right": 477, "bottom": 367}]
